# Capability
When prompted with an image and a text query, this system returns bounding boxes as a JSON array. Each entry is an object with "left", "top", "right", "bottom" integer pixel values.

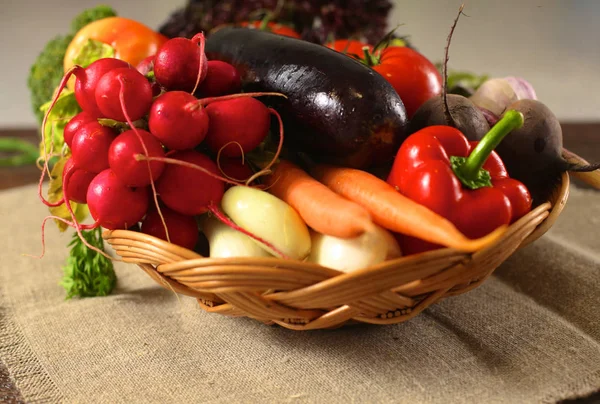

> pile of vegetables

[
  {"left": 158, "top": 0, "right": 397, "bottom": 46},
  {"left": 31, "top": 4, "right": 599, "bottom": 299}
]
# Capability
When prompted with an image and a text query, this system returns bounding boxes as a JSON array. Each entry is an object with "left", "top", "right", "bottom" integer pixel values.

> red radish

[
  {"left": 73, "top": 58, "right": 131, "bottom": 117},
  {"left": 95, "top": 67, "right": 153, "bottom": 122},
  {"left": 153, "top": 33, "right": 207, "bottom": 93},
  {"left": 140, "top": 204, "right": 199, "bottom": 250},
  {"left": 147, "top": 91, "right": 209, "bottom": 150},
  {"left": 62, "top": 158, "right": 96, "bottom": 204},
  {"left": 38, "top": 58, "right": 128, "bottom": 192},
  {"left": 218, "top": 157, "right": 254, "bottom": 188},
  {"left": 155, "top": 150, "right": 224, "bottom": 216},
  {"left": 64, "top": 111, "right": 95, "bottom": 148},
  {"left": 86, "top": 169, "right": 149, "bottom": 230},
  {"left": 70, "top": 121, "right": 118, "bottom": 173},
  {"left": 204, "top": 97, "right": 271, "bottom": 157},
  {"left": 35, "top": 58, "right": 147, "bottom": 256},
  {"left": 108, "top": 129, "right": 165, "bottom": 187},
  {"left": 196, "top": 60, "right": 241, "bottom": 97}
]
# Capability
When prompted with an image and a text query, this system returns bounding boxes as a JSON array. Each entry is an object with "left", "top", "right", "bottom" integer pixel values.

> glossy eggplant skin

[{"left": 205, "top": 27, "right": 408, "bottom": 168}]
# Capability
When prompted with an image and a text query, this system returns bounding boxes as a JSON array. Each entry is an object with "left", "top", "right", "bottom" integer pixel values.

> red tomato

[
  {"left": 239, "top": 21, "right": 301, "bottom": 39},
  {"left": 370, "top": 47, "right": 442, "bottom": 119},
  {"left": 326, "top": 39, "right": 373, "bottom": 60}
]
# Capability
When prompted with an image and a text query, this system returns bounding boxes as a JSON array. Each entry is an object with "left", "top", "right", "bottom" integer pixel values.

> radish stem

[{"left": 191, "top": 32, "right": 206, "bottom": 95}]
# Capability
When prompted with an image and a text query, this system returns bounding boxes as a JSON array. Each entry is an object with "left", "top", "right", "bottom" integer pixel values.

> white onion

[
  {"left": 470, "top": 76, "right": 537, "bottom": 118},
  {"left": 308, "top": 226, "right": 402, "bottom": 273},
  {"left": 201, "top": 216, "right": 273, "bottom": 259},
  {"left": 220, "top": 186, "right": 311, "bottom": 260}
]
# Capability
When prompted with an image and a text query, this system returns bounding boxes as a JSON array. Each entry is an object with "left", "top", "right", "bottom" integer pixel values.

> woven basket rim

[{"left": 103, "top": 172, "right": 570, "bottom": 330}]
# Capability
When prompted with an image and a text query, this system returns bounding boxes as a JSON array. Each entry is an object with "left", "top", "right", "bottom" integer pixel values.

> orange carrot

[
  {"left": 312, "top": 164, "right": 506, "bottom": 252},
  {"left": 265, "top": 160, "right": 374, "bottom": 238}
]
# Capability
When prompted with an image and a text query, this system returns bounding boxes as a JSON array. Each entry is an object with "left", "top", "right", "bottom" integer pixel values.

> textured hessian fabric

[{"left": 1, "top": 184, "right": 598, "bottom": 403}]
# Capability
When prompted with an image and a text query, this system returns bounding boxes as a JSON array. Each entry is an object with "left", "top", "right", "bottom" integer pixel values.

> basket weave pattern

[{"left": 103, "top": 173, "right": 569, "bottom": 330}]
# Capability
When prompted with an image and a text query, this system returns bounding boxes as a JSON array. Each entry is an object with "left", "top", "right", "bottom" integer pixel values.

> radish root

[
  {"left": 216, "top": 141, "right": 253, "bottom": 183},
  {"left": 38, "top": 69, "right": 80, "bottom": 207},
  {"left": 191, "top": 32, "right": 206, "bottom": 95},
  {"left": 442, "top": 3, "right": 465, "bottom": 128},
  {"left": 26, "top": 215, "right": 114, "bottom": 261},
  {"left": 117, "top": 76, "right": 170, "bottom": 244},
  {"left": 135, "top": 155, "right": 244, "bottom": 188}
]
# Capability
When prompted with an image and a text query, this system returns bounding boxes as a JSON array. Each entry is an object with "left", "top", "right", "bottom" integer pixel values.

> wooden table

[
  {"left": 2, "top": 125, "right": 599, "bottom": 190},
  {"left": 0, "top": 125, "right": 598, "bottom": 403}
]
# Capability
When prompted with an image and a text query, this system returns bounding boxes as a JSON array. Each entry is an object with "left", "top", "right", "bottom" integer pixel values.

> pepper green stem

[
  {"left": 452, "top": 110, "right": 524, "bottom": 189},
  {"left": 0, "top": 137, "right": 39, "bottom": 167}
]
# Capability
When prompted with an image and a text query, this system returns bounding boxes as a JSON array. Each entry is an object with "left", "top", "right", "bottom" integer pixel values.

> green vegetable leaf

[
  {"left": 436, "top": 63, "right": 490, "bottom": 97},
  {"left": 27, "top": 35, "right": 73, "bottom": 125},
  {"left": 97, "top": 118, "right": 149, "bottom": 132},
  {"left": 70, "top": 5, "right": 117, "bottom": 33},
  {"left": 61, "top": 227, "right": 116, "bottom": 299},
  {"left": 47, "top": 156, "right": 89, "bottom": 232},
  {"left": 28, "top": 5, "right": 118, "bottom": 125},
  {"left": 447, "top": 71, "right": 489, "bottom": 95},
  {"left": 73, "top": 39, "right": 116, "bottom": 68},
  {"left": 38, "top": 89, "right": 81, "bottom": 160}
]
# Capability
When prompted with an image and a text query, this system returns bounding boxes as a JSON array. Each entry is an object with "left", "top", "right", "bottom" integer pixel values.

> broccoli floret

[
  {"left": 27, "top": 34, "right": 74, "bottom": 124},
  {"left": 27, "top": 5, "right": 118, "bottom": 125},
  {"left": 70, "top": 5, "right": 117, "bottom": 33}
]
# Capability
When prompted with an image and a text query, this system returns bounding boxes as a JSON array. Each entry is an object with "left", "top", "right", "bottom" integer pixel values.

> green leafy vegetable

[
  {"left": 39, "top": 89, "right": 81, "bottom": 160},
  {"left": 97, "top": 118, "right": 148, "bottom": 132},
  {"left": 446, "top": 70, "right": 489, "bottom": 97},
  {"left": 61, "top": 227, "right": 116, "bottom": 299},
  {"left": 70, "top": 5, "right": 117, "bottom": 33},
  {"left": 27, "top": 5, "right": 117, "bottom": 125},
  {"left": 47, "top": 156, "right": 89, "bottom": 232},
  {"left": 435, "top": 62, "right": 489, "bottom": 97},
  {"left": 73, "top": 39, "right": 116, "bottom": 68},
  {"left": 27, "top": 35, "right": 74, "bottom": 125}
]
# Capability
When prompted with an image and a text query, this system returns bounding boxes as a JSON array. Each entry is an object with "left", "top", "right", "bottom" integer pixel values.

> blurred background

[{"left": 1, "top": 0, "right": 599, "bottom": 128}]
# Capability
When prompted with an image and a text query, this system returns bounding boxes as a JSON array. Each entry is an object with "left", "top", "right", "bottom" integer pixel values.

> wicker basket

[{"left": 103, "top": 172, "right": 570, "bottom": 330}]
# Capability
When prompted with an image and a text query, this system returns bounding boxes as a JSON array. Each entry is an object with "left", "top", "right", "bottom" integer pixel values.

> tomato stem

[
  {"left": 372, "top": 24, "right": 404, "bottom": 53},
  {"left": 361, "top": 46, "right": 380, "bottom": 67}
]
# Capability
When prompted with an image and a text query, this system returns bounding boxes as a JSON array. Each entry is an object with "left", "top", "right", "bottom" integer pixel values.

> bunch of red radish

[{"left": 40, "top": 33, "right": 283, "bottom": 251}]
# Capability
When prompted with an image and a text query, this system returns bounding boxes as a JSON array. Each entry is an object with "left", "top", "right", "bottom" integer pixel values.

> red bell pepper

[{"left": 387, "top": 110, "right": 532, "bottom": 255}]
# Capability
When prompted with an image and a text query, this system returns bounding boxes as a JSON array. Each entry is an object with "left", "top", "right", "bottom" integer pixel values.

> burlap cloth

[{"left": 1, "top": 183, "right": 598, "bottom": 404}]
